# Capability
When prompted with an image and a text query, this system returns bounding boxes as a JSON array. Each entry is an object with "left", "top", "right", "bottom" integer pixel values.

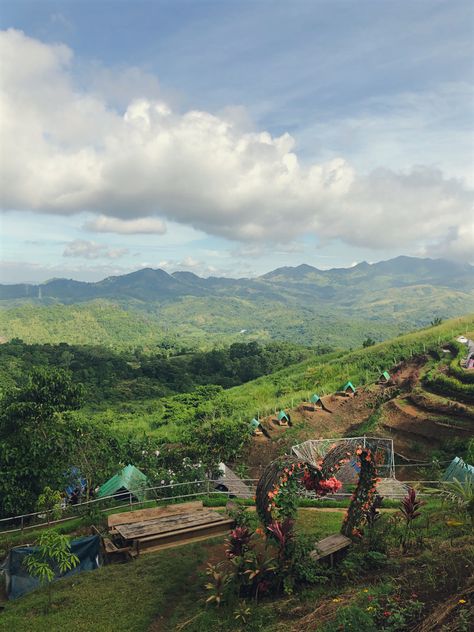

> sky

[{"left": 0, "top": 0, "right": 473, "bottom": 283}]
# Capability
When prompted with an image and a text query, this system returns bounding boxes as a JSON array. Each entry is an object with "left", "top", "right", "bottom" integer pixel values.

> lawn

[{"left": 0, "top": 509, "right": 343, "bottom": 632}]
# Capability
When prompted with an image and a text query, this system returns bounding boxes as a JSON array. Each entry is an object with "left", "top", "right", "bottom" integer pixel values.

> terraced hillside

[{"left": 238, "top": 324, "right": 474, "bottom": 480}]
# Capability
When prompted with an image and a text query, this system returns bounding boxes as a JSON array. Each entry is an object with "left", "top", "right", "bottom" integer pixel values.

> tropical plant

[
  {"left": 442, "top": 477, "right": 474, "bottom": 522},
  {"left": 242, "top": 550, "right": 278, "bottom": 602},
  {"left": 225, "top": 526, "right": 253, "bottom": 559},
  {"left": 204, "top": 562, "right": 231, "bottom": 607},
  {"left": 399, "top": 488, "right": 424, "bottom": 552},
  {"left": 23, "top": 531, "right": 79, "bottom": 610},
  {"left": 36, "top": 487, "right": 63, "bottom": 522}
]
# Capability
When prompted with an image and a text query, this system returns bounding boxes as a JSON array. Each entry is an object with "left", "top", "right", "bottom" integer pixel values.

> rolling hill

[{"left": 0, "top": 256, "right": 473, "bottom": 348}]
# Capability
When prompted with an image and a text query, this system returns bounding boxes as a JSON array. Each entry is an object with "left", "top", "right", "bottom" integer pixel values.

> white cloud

[
  {"left": 84, "top": 215, "right": 167, "bottom": 234},
  {"left": 63, "top": 240, "right": 128, "bottom": 259},
  {"left": 0, "top": 29, "right": 472, "bottom": 261}
]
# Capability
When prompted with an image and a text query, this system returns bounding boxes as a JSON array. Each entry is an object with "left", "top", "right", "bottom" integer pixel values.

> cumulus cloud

[
  {"left": 0, "top": 29, "right": 472, "bottom": 260},
  {"left": 84, "top": 215, "right": 167, "bottom": 234},
  {"left": 63, "top": 240, "right": 128, "bottom": 259}
]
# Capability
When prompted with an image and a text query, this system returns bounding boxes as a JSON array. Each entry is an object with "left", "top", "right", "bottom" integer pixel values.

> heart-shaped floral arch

[{"left": 255, "top": 443, "right": 379, "bottom": 539}]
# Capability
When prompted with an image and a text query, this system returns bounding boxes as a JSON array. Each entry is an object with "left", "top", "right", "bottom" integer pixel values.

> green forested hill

[{"left": 0, "top": 256, "right": 473, "bottom": 348}]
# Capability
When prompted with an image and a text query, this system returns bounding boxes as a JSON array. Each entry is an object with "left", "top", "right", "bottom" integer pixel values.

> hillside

[
  {"left": 1, "top": 256, "right": 473, "bottom": 348},
  {"left": 1, "top": 316, "right": 473, "bottom": 632}
]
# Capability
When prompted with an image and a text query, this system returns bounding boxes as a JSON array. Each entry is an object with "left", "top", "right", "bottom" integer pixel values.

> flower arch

[{"left": 255, "top": 443, "right": 378, "bottom": 540}]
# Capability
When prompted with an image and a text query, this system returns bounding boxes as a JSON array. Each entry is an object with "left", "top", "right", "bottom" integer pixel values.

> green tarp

[
  {"left": 381, "top": 371, "right": 391, "bottom": 381},
  {"left": 278, "top": 410, "right": 289, "bottom": 422},
  {"left": 97, "top": 464, "right": 148, "bottom": 502},
  {"left": 442, "top": 457, "right": 474, "bottom": 484},
  {"left": 310, "top": 394, "right": 321, "bottom": 404}
]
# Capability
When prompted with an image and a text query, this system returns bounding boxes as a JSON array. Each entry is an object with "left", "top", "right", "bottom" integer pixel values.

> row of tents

[{"left": 249, "top": 372, "right": 393, "bottom": 435}]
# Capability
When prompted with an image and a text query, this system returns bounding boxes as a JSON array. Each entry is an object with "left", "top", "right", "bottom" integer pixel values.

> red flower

[{"left": 383, "top": 611, "right": 391, "bottom": 617}]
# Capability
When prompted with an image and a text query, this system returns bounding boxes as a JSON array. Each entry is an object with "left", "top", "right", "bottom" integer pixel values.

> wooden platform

[{"left": 108, "top": 501, "right": 234, "bottom": 554}]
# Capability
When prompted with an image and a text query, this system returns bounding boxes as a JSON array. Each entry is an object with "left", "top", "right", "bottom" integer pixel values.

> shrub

[{"left": 322, "top": 605, "right": 377, "bottom": 631}]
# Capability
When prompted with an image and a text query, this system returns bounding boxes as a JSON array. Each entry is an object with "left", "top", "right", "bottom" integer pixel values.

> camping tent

[
  {"left": 442, "top": 457, "right": 474, "bottom": 484},
  {"left": 250, "top": 418, "right": 260, "bottom": 431},
  {"left": 2, "top": 535, "right": 101, "bottom": 600},
  {"left": 97, "top": 464, "right": 148, "bottom": 502},
  {"left": 277, "top": 410, "right": 291, "bottom": 424},
  {"left": 342, "top": 382, "right": 356, "bottom": 393}
]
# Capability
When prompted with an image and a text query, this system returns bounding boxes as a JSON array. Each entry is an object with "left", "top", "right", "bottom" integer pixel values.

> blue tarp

[{"left": 2, "top": 534, "right": 101, "bottom": 600}]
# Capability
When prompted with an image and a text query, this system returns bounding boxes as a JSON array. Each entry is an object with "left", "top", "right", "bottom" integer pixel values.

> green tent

[
  {"left": 97, "top": 464, "right": 148, "bottom": 502},
  {"left": 342, "top": 381, "right": 356, "bottom": 393},
  {"left": 250, "top": 418, "right": 260, "bottom": 430},
  {"left": 309, "top": 394, "right": 321, "bottom": 404},
  {"left": 442, "top": 457, "right": 474, "bottom": 484},
  {"left": 277, "top": 410, "right": 290, "bottom": 422},
  {"left": 380, "top": 371, "right": 391, "bottom": 382}
]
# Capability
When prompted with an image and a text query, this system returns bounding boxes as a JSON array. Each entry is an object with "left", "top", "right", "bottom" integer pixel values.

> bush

[{"left": 322, "top": 605, "right": 377, "bottom": 631}]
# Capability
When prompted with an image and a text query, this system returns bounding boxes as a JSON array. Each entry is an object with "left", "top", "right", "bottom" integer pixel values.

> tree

[
  {"left": 36, "top": 487, "right": 63, "bottom": 523},
  {"left": 0, "top": 367, "right": 83, "bottom": 517},
  {"left": 23, "top": 531, "right": 79, "bottom": 611}
]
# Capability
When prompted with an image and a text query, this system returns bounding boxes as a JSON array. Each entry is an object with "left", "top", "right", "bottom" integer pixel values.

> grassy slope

[
  {"left": 103, "top": 314, "right": 474, "bottom": 439},
  {"left": 0, "top": 510, "right": 343, "bottom": 632}
]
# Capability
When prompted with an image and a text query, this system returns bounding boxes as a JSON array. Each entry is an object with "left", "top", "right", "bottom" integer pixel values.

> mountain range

[
  {"left": 2, "top": 256, "right": 473, "bottom": 303},
  {"left": 0, "top": 257, "right": 473, "bottom": 349}
]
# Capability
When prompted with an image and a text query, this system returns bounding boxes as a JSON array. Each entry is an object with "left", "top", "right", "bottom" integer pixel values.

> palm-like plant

[
  {"left": 399, "top": 487, "right": 424, "bottom": 552},
  {"left": 442, "top": 477, "right": 474, "bottom": 522},
  {"left": 204, "top": 563, "right": 231, "bottom": 607}
]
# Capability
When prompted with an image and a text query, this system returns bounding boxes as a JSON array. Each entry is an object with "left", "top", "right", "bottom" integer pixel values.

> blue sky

[{"left": 0, "top": 1, "right": 473, "bottom": 282}]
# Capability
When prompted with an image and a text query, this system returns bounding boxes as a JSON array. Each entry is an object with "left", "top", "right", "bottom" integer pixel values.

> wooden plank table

[{"left": 115, "top": 509, "right": 229, "bottom": 541}]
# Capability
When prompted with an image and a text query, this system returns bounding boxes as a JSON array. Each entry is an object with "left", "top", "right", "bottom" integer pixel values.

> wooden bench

[
  {"left": 310, "top": 534, "right": 351, "bottom": 566},
  {"left": 107, "top": 500, "right": 204, "bottom": 531}
]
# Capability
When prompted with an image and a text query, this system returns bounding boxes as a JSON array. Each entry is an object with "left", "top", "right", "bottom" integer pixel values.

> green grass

[
  {"left": 0, "top": 539, "right": 213, "bottom": 632},
  {"left": 0, "top": 509, "right": 342, "bottom": 632}
]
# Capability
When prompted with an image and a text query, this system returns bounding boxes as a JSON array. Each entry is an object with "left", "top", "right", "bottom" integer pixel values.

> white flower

[
  {"left": 155, "top": 450, "right": 160, "bottom": 456},
  {"left": 160, "top": 480, "right": 165, "bottom": 485}
]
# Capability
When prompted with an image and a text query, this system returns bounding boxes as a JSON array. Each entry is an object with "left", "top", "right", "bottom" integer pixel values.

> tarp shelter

[
  {"left": 1, "top": 535, "right": 101, "bottom": 600},
  {"left": 310, "top": 394, "right": 321, "bottom": 404},
  {"left": 342, "top": 382, "right": 356, "bottom": 393},
  {"left": 442, "top": 457, "right": 474, "bottom": 484},
  {"left": 97, "top": 464, "right": 148, "bottom": 502},
  {"left": 380, "top": 371, "right": 391, "bottom": 382},
  {"left": 277, "top": 410, "right": 290, "bottom": 423},
  {"left": 215, "top": 463, "right": 252, "bottom": 499},
  {"left": 64, "top": 466, "right": 87, "bottom": 498}
]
